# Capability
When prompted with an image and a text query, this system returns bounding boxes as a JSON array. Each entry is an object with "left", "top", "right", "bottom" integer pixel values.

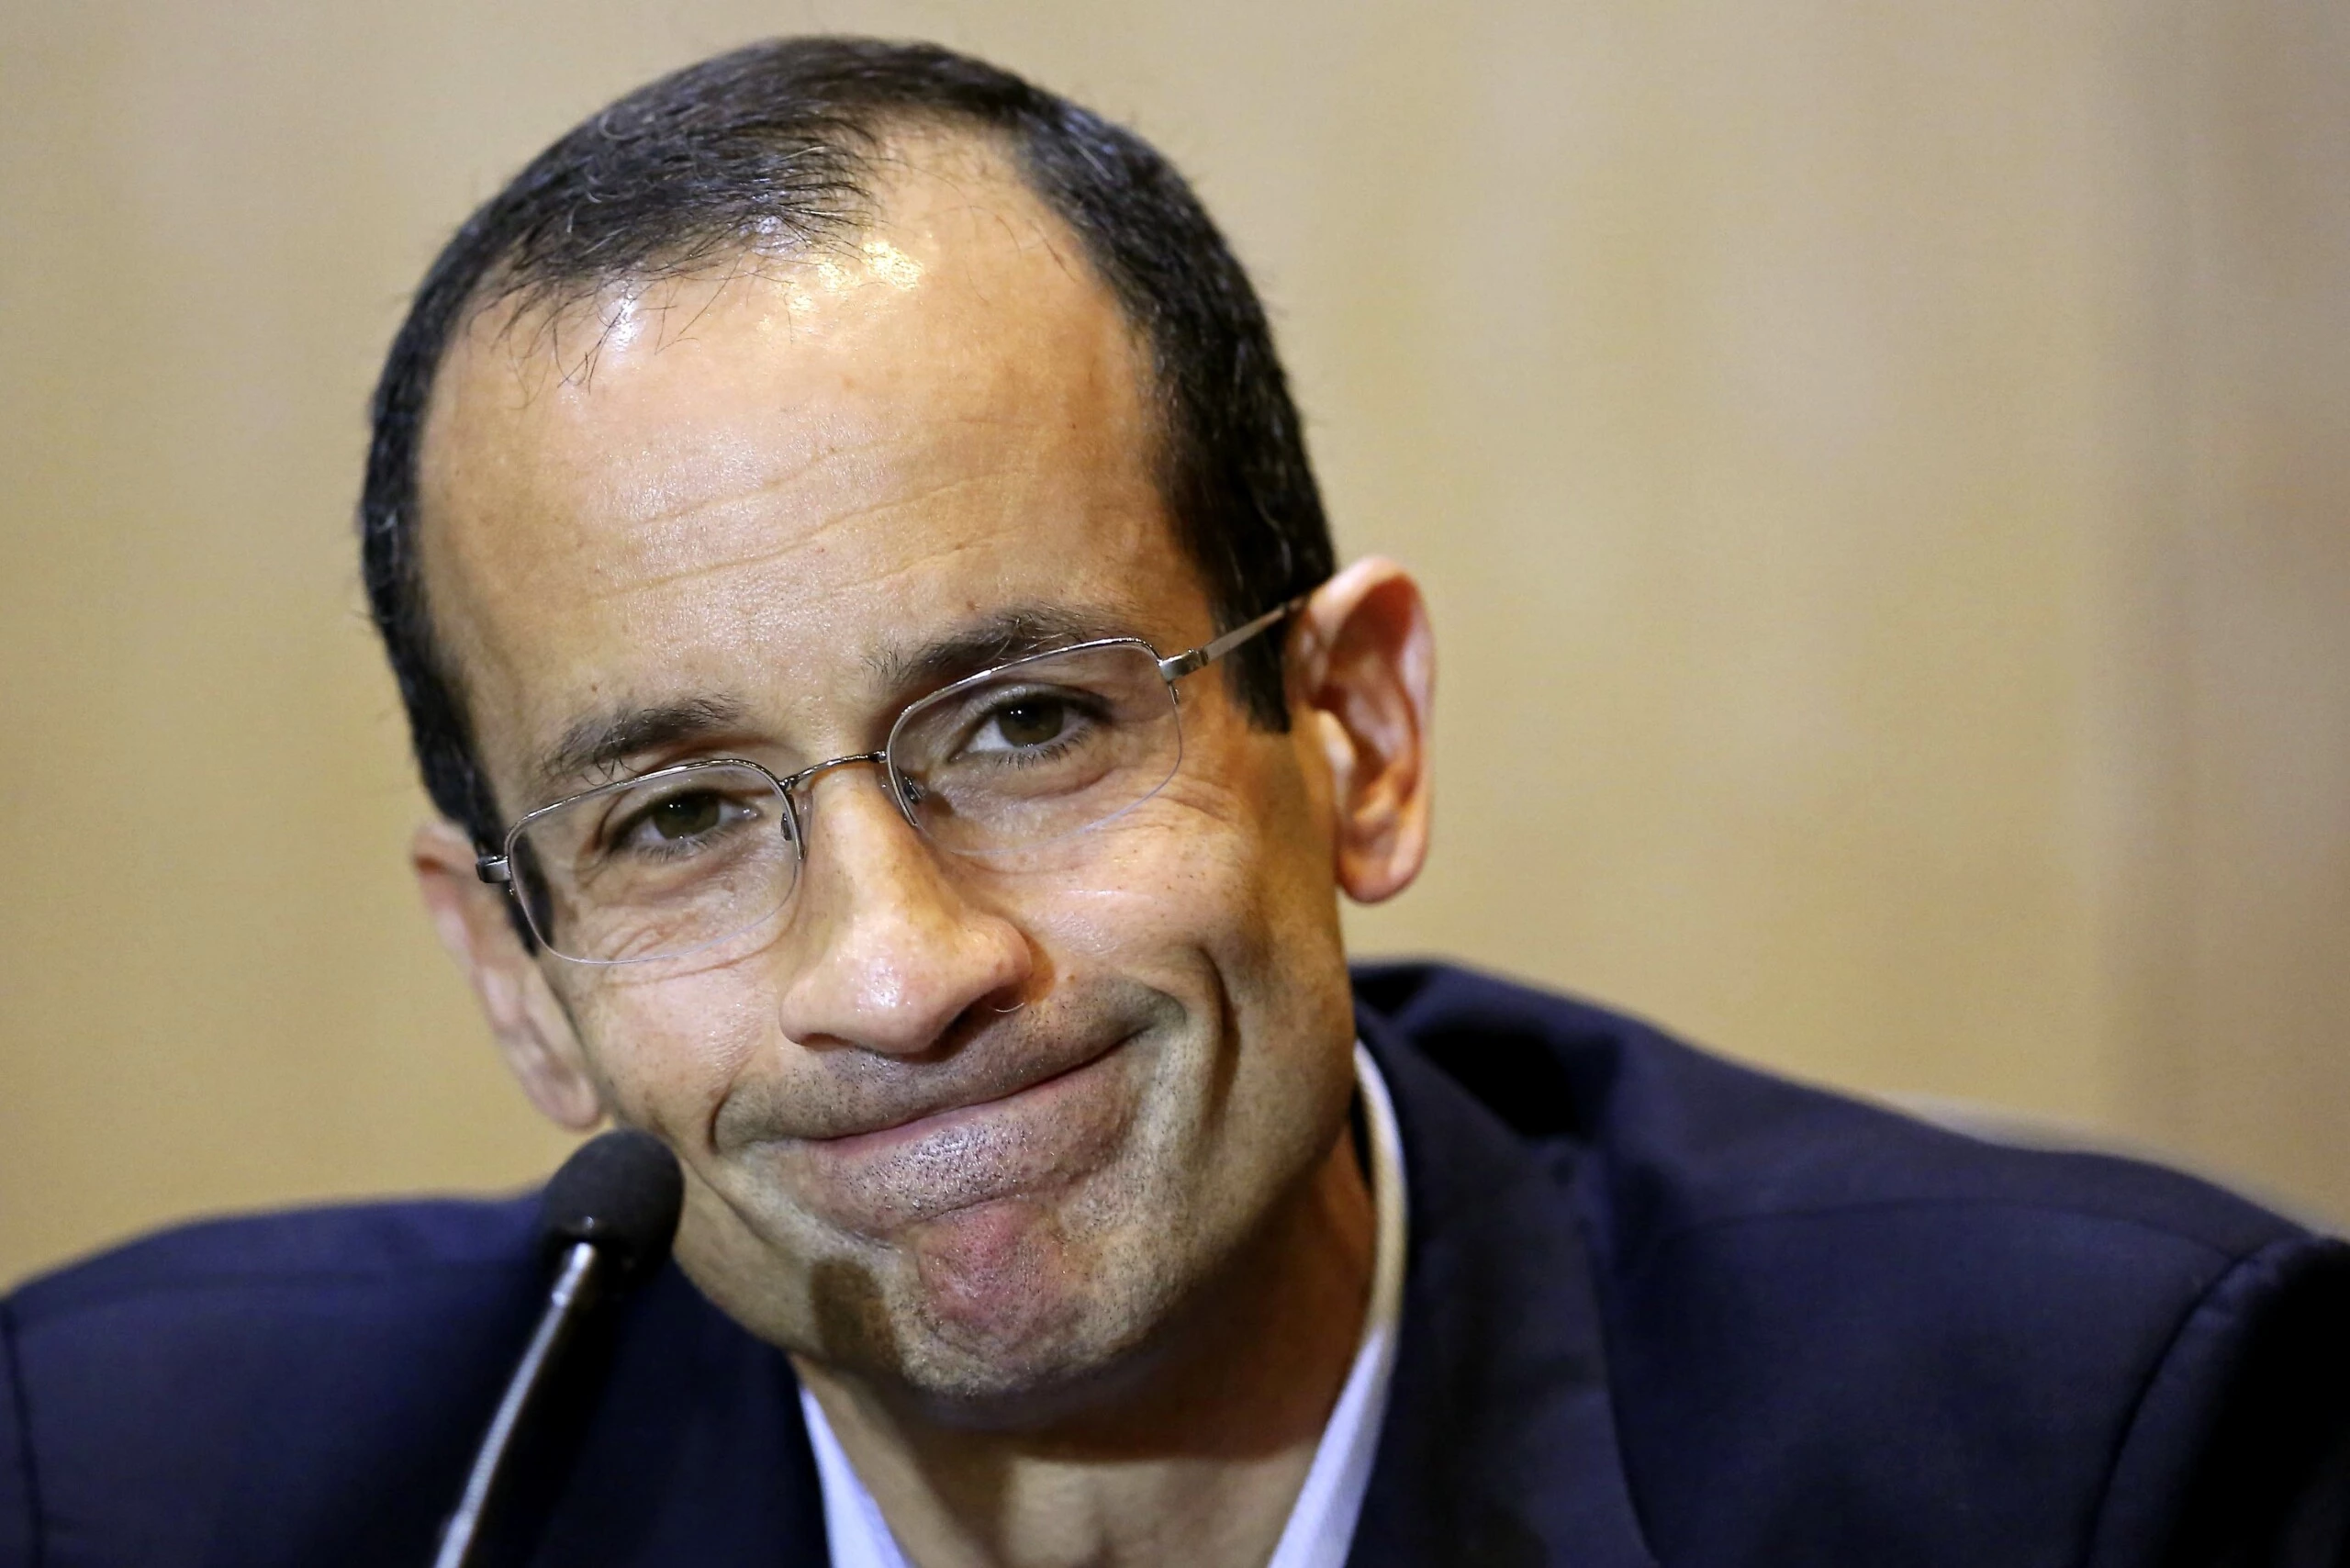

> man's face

[{"left": 417, "top": 148, "right": 1362, "bottom": 1405}]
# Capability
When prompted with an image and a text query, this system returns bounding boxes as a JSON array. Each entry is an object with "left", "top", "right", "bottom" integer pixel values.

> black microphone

[{"left": 432, "top": 1128, "right": 684, "bottom": 1568}]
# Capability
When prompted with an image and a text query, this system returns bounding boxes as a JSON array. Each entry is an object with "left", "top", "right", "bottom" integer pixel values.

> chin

[{"left": 812, "top": 1195, "right": 1194, "bottom": 1426}]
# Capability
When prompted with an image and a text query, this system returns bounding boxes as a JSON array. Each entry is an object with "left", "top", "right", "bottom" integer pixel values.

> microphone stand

[{"left": 431, "top": 1240, "right": 601, "bottom": 1568}]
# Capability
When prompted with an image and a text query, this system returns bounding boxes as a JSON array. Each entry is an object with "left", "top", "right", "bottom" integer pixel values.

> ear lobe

[
  {"left": 412, "top": 819, "right": 607, "bottom": 1132},
  {"left": 1294, "top": 558, "right": 1435, "bottom": 905}
]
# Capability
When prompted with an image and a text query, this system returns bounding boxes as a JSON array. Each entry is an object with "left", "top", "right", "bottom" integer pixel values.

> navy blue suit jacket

[{"left": 6, "top": 964, "right": 2348, "bottom": 1565}]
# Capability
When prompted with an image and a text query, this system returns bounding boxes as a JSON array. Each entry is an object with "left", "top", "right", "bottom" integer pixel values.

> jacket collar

[{"left": 1348, "top": 1002, "right": 1657, "bottom": 1568}]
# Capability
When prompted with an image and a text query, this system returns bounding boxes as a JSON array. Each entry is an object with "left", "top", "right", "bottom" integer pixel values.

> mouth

[
  {"left": 814, "top": 1033, "right": 1127, "bottom": 1150},
  {"left": 758, "top": 1031, "right": 1146, "bottom": 1235}
]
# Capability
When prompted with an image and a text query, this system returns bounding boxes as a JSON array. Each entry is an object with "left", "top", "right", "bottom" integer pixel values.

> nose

[{"left": 772, "top": 761, "right": 1032, "bottom": 1058}]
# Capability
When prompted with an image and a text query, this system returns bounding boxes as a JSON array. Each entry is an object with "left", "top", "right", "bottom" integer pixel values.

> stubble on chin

[
  {"left": 672, "top": 1077, "right": 1202, "bottom": 1407},
  {"left": 800, "top": 1119, "right": 1204, "bottom": 1408}
]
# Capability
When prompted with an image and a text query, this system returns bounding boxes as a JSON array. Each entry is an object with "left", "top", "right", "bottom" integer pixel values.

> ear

[
  {"left": 412, "top": 819, "right": 607, "bottom": 1131},
  {"left": 1291, "top": 557, "right": 1435, "bottom": 905}
]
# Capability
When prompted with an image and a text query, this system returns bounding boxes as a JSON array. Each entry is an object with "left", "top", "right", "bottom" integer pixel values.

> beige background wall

[{"left": 5, "top": 0, "right": 2345, "bottom": 1286}]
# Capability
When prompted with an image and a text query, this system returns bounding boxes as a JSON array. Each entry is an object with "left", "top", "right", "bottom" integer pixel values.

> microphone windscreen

[{"left": 539, "top": 1128, "right": 685, "bottom": 1285}]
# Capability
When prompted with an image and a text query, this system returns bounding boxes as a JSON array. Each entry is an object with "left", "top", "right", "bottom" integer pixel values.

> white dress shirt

[{"left": 803, "top": 1042, "right": 1410, "bottom": 1568}]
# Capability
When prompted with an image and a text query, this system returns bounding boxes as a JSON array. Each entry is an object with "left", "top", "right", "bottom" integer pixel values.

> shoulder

[
  {"left": 6, "top": 1195, "right": 548, "bottom": 1414},
  {"left": 3, "top": 1197, "right": 547, "bottom": 1566},
  {"left": 1355, "top": 960, "right": 2350, "bottom": 1562},
  {"left": 2, "top": 1197, "right": 822, "bottom": 1566},
  {"left": 1354, "top": 958, "right": 2307, "bottom": 1263},
  {"left": 10, "top": 1193, "right": 543, "bottom": 1320}
]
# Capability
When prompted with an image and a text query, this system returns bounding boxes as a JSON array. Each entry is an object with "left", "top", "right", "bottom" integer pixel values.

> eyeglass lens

[{"left": 509, "top": 641, "right": 1183, "bottom": 963}]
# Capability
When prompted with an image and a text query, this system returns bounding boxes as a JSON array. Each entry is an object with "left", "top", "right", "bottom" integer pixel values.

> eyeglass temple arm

[{"left": 1156, "top": 594, "right": 1311, "bottom": 682}]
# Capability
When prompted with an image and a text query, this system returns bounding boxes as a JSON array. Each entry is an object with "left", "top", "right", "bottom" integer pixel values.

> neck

[{"left": 794, "top": 1124, "right": 1377, "bottom": 1568}]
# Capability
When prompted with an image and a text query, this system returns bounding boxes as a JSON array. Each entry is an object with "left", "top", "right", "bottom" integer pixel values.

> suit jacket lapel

[{"left": 1349, "top": 1010, "right": 1658, "bottom": 1568}]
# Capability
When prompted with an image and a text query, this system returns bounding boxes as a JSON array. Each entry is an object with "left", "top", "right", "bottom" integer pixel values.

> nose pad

[
  {"left": 786, "top": 753, "right": 916, "bottom": 855},
  {"left": 784, "top": 756, "right": 956, "bottom": 913}
]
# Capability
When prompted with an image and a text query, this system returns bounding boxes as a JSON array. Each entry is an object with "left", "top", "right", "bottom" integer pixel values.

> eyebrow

[
  {"left": 532, "top": 696, "right": 748, "bottom": 798},
  {"left": 865, "top": 602, "right": 1148, "bottom": 698}
]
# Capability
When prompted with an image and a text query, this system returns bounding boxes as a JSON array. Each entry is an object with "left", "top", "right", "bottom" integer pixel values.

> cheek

[
  {"left": 562, "top": 966, "right": 774, "bottom": 1148},
  {"left": 1125, "top": 735, "right": 1333, "bottom": 940},
  {"left": 980, "top": 790, "right": 1275, "bottom": 975},
  {"left": 985, "top": 738, "right": 1346, "bottom": 1054}
]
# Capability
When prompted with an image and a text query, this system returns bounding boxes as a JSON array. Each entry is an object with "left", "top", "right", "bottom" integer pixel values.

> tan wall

[{"left": 5, "top": 0, "right": 2345, "bottom": 1286}]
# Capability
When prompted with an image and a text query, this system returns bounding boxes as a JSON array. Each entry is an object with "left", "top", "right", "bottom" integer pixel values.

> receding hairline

[
  {"left": 408, "top": 114, "right": 1174, "bottom": 604},
  {"left": 442, "top": 118, "right": 1110, "bottom": 385},
  {"left": 415, "top": 116, "right": 1164, "bottom": 547}
]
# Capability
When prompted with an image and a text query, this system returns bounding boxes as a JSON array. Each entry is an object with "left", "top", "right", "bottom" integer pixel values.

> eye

[
  {"left": 645, "top": 790, "right": 722, "bottom": 841},
  {"left": 984, "top": 699, "right": 1070, "bottom": 750},
  {"left": 605, "top": 786, "right": 755, "bottom": 857}
]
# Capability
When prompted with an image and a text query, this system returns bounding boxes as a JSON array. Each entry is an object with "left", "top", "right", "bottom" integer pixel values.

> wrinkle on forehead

[
  {"left": 581, "top": 473, "right": 1018, "bottom": 608},
  {"left": 424, "top": 257, "right": 1149, "bottom": 590}
]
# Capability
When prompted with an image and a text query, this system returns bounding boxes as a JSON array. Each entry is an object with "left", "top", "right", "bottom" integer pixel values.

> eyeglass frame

[{"left": 473, "top": 593, "right": 1311, "bottom": 959}]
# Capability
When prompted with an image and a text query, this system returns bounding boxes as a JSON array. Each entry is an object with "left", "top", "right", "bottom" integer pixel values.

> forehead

[{"left": 417, "top": 141, "right": 1196, "bottom": 798}]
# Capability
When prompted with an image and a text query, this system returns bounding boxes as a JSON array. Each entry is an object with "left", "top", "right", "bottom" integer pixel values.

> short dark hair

[{"left": 360, "top": 36, "right": 1334, "bottom": 850}]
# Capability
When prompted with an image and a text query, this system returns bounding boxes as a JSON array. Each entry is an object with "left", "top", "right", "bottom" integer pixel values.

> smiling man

[{"left": 6, "top": 37, "right": 2349, "bottom": 1568}]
